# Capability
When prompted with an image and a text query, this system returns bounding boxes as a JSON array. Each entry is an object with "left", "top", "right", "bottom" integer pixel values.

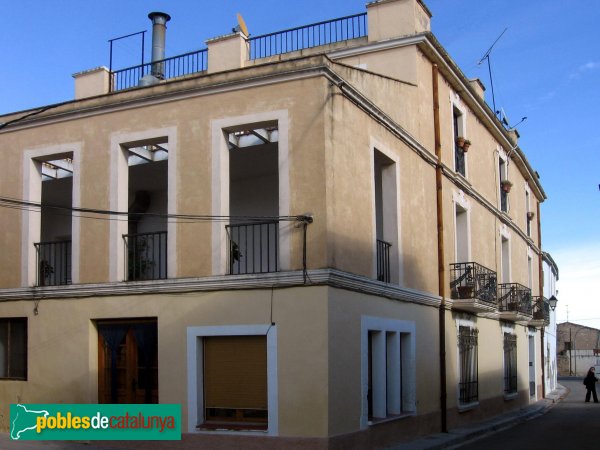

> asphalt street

[{"left": 456, "top": 378, "right": 598, "bottom": 449}]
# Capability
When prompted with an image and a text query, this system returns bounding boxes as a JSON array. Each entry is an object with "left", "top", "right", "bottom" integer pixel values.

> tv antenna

[{"left": 477, "top": 27, "right": 508, "bottom": 117}]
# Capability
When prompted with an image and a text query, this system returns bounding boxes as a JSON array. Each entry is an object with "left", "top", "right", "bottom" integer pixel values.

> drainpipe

[
  {"left": 537, "top": 201, "right": 545, "bottom": 397},
  {"left": 432, "top": 63, "right": 447, "bottom": 433}
]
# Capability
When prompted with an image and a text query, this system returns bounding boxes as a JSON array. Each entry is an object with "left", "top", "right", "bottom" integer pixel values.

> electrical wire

[{"left": 0, "top": 195, "right": 306, "bottom": 223}]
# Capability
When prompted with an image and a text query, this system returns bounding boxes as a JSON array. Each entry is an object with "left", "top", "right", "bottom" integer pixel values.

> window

[
  {"left": 455, "top": 204, "right": 469, "bottom": 263},
  {"left": 203, "top": 336, "right": 268, "bottom": 429},
  {"left": 453, "top": 108, "right": 466, "bottom": 176},
  {"left": 373, "top": 149, "right": 398, "bottom": 283},
  {"left": 503, "top": 333, "right": 517, "bottom": 395},
  {"left": 0, "top": 318, "right": 27, "bottom": 380},
  {"left": 499, "top": 157, "right": 508, "bottom": 212},
  {"left": 187, "top": 324, "right": 278, "bottom": 434},
  {"left": 458, "top": 326, "right": 478, "bottom": 404},
  {"left": 361, "top": 316, "right": 416, "bottom": 428},
  {"left": 525, "top": 190, "right": 532, "bottom": 237}
]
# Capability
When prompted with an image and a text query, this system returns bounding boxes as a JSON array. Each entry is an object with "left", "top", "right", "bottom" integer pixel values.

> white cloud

[
  {"left": 553, "top": 242, "right": 600, "bottom": 329},
  {"left": 569, "top": 61, "right": 600, "bottom": 80}
]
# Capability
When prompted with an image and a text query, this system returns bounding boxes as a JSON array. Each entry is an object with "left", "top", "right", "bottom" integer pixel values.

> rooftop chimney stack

[{"left": 148, "top": 12, "right": 171, "bottom": 79}]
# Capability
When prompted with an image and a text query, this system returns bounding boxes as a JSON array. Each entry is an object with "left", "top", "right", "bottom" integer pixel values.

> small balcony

[
  {"left": 34, "top": 240, "right": 72, "bottom": 286},
  {"left": 450, "top": 262, "right": 497, "bottom": 313},
  {"left": 376, "top": 239, "right": 391, "bottom": 283},
  {"left": 226, "top": 221, "right": 279, "bottom": 275},
  {"left": 123, "top": 231, "right": 167, "bottom": 281},
  {"left": 530, "top": 296, "right": 550, "bottom": 327},
  {"left": 498, "top": 283, "right": 533, "bottom": 321}
]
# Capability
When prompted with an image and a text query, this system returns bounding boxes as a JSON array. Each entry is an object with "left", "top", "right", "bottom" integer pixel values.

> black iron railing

[
  {"left": 34, "top": 240, "right": 72, "bottom": 286},
  {"left": 110, "top": 49, "right": 208, "bottom": 92},
  {"left": 498, "top": 282, "right": 532, "bottom": 315},
  {"left": 458, "top": 326, "right": 478, "bottom": 404},
  {"left": 123, "top": 231, "right": 167, "bottom": 281},
  {"left": 248, "top": 13, "right": 367, "bottom": 60},
  {"left": 376, "top": 239, "right": 391, "bottom": 283},
  {"left": 532, "top": 296, "right": 550, "bottom": 325},
  {"left": 450, "top": 262, "right": 497, "bottom": 306},
  {"left": 226, "top": 221, "right": 279, "bottom": 275}
]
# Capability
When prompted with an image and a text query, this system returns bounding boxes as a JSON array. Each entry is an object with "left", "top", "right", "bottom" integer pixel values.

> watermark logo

[{"left": 10, "top": 404, "right": 181, "bottom": 440}]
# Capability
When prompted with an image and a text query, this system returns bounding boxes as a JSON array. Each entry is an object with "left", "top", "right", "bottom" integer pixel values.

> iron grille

[
  {"left": 458, "top": 326, "right": 478, "bottom": 404},
  {"left": 503, "top": 333, "right": 518, "bottom": 394}
]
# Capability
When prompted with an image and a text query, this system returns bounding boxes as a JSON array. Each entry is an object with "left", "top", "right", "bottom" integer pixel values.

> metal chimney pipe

[{"left": 148, "top": 12, "right": 171, "bottom": 79}]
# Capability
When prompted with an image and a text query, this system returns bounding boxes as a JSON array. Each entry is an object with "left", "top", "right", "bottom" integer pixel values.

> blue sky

[{"left": 2, "top": 1, "right": 599, "bottom": 327}]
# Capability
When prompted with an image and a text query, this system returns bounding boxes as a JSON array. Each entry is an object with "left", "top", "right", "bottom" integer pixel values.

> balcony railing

[
  {"left": 110, "top": 49, "right": 208, "bottom": 92},
  {"left": 532, "top": 296, "right": 550, "bottom": 325},
  {"left": 34, "top": 240, "right": 72, "bottom": 286},
  {"left": 226, "top": 221, "right": 278, "bottom": 275},
  {"left": 123, "top": 231, "right": 167, "bottom": 281},
  {"left": 249, "top": 13, "right": 367, "bottom": 60},
  {"left": 450, "top": 262, "right": 497, "bottom": 306},
  {"left": 498, "top": 283, "right": 532, "bottom": 315},
  {"left": 376, "top": 239, "right": 391, "bottom": 283}
]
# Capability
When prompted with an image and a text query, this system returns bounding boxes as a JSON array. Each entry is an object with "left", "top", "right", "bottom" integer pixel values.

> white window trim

[
  {"left": 186, "top": 324, "right": 278, "bottom": 435},
  {"left": 370, "top": 137, "right": 402, "bottom": 284},
  {"left": 21, "top": 143, "right": 82, "bottom": 286},
  {"left": 109, "top": 127, "right": 178, "bottom": 281},
  {"left": 211, "top": 110, "right": 290, "bottom": 275},
  {"left": 497, "top": 149, "right": 509, "bottom": 213},
  {"left": 360, "top": 316, "right": 416, "bottom": 429}
]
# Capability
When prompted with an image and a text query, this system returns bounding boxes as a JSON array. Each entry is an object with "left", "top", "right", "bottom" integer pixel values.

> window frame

[
  {"left": 361, "top": 316, "right": 416, "bottom": 429},
  {"left": 186, "top": 324, "right": 278, "bottom": 435},
  {"left": 452, "top": 105, "right": 467, "bottom": 177},
  {"left": 0, "top": 317, "right": 28, "bottom": 381}
]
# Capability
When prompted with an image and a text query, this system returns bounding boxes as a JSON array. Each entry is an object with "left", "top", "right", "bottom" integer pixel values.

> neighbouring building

[
  {"left": 542, "top": 252, "right": 559, "bottom": 393},
  {"left": 557, "top": 322, "right": 600, "bottom": 377},
  {"left": 0, "top": 0, "right": 552, "bottom": 447}
]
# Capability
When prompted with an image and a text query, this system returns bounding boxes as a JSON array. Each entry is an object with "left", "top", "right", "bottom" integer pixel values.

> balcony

[
  {"left": 34, "top": 240, "right": 72, "bottom": 286},
  {"left": 450, "top": 262, "right": 497, "bottom": 313},
  {"left": 226, "top": 221, "right": 279, "bottom": 275},
  {"left": 123, "top": 231, "right": 167, "bottom": 281},
  {"left": 498, "top": 283, "right": 533, "bottom": 322},
  {"left": 376, "top": 239, "right": 391, "bottom": 283},
  {"left": 530, "top": 296, "right": 550, "bottom": 327}
]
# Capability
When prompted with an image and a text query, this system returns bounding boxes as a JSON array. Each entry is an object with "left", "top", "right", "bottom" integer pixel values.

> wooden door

[{"left": 98, "top": 320, "right": 158, "bottom": 404}]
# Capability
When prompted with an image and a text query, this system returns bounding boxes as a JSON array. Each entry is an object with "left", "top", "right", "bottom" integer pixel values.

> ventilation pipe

[
  {"left": 149, "top": 12, "right": 171, "bottom": 78},
  {"left": 139, "top": 12, "right": 171, "bottom": 86}
]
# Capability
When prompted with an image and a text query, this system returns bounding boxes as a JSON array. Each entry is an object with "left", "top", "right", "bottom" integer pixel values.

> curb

[{"left": 388, "top": 385, "right": 568, "bottom": 450}]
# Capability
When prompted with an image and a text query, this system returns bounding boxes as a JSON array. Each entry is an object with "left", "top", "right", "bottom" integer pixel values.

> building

[
  {"left": 542, "top": 252, "right": 559, "bottom": 392},
  {"left": 557, "top": 322, "right": 600, "bottom": 377},
  {"left": 0, "top": 0, "right": 551, "bottom": 447}
]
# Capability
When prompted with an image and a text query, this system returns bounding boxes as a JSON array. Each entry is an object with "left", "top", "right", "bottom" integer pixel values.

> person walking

[{"left": 584, "top": 366, "right": 598, "bottom": 403}]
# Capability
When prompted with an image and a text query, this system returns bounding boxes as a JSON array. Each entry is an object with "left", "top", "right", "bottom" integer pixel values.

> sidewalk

[
  {"left": 0, "top": 386, "right": 569, "bottom": 450},
  {"left": 387, "top": 384, "right": 569, "bottom": 450}
]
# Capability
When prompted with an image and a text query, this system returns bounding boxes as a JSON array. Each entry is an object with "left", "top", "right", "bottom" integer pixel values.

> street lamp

[{"left": 549, "top": 295, "right": 558, "bottom": 311}]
